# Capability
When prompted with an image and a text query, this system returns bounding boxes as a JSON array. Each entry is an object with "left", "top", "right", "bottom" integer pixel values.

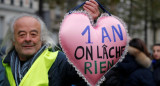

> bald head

[{"left": 14, "top": 16, "right": 41, "bottom": 31}]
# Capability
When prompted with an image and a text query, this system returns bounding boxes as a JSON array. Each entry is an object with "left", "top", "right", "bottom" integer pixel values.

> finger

[
  {"left": 83, "top": 0, "right": 100, "bottom": 20},
  {"left": 83, "top": 5, "right": 99, "bottom": 20},
  {"left": 83, "top": 6, "right": 92, "bottom": 14},
  {"left": 85, "top": 1, "right": 98, "bottom": 7},
  {"left": 89, "top": 0, "right": 98, "bottom": 7},
  {"left": 83, "top": 4, "right": 96, "bottom": 14},
  {"left": 84, "top": 0, "right": 99, "bottom": 13}
]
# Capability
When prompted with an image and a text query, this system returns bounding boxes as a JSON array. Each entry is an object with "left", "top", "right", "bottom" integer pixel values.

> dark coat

[
  {"left": 152, "top": 60, "right": 160, "bottom": 86},
  {"left": 102, "top": 46, "right": 156, "bottom": 86},
  {"left": 49, "top": 51, "right": 87, "bottom": 86},
  {"left": 0, "top": 58, "right": 10, "bottom": 86}
]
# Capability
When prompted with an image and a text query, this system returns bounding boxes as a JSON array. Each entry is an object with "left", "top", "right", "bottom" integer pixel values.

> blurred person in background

[
  {"left": 152, "top": 44, "right": 160, "bottom": 86},
  {"left": 101, "top": 38, "right": 156, "bottom": 86}
]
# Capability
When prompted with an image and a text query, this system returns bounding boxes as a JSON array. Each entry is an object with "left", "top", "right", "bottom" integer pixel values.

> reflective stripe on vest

[{"left": 3, "top": 49, "right": 58, "bottom": 86}]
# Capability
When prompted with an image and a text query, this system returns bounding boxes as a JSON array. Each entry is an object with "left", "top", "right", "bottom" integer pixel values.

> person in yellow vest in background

[{"left": 0, "top": 0, "right": 100, "bottom": 86}]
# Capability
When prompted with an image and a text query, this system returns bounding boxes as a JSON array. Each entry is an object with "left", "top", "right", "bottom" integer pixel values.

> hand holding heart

[
  {"left": 59, "top": 12, "right": 128, "bottom": 86},
  {"left": 83, "top": 0, "right": 100, "bottom": 20}
]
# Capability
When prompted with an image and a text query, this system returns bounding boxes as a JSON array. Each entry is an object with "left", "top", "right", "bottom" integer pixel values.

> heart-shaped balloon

[{"left": 59, "top": 11, "right": 128, "bottom": 86}]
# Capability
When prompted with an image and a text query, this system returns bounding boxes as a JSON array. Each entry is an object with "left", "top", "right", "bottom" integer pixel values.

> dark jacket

[
  {"left": 49, "top": 51, "right": 87, "bottom": 86},
  {"left": 152, "top": 60, "right": 160, "bottom": 86},
  {"left": 0, "top": 58, "right": 10, "bottom": 86},
  {"left": 102, "top": 46, "right": 156, "bottom": 86}
]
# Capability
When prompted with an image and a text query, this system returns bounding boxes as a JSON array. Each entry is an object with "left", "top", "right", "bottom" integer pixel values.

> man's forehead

[
  {"left": 153, "top": 46, "right": 160, "bottom": 49},
  {"left": 15, "top": 16, "right": 39, "bottom": 23},
  {"left": 14, "top": 16, "right": 41, "bottom": 28}
]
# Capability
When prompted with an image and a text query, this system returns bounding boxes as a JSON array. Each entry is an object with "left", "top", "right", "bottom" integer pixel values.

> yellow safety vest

[{"left": 3, "top": 49, "right": 58, "bottom": 86}]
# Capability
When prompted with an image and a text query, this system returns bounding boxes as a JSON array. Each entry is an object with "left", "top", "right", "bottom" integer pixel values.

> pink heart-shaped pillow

[{"left": 59, "top": 11, "right": 128, "bottom": 86}]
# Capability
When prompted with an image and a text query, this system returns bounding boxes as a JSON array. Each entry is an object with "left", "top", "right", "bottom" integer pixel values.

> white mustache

[{"left": 22, "top": 42, "right": 35, "bottom": 47}]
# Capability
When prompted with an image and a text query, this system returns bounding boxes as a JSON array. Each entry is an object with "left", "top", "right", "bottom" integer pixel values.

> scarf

[{"left": 10, "top": 45, "right": 47, "bottom": 86}]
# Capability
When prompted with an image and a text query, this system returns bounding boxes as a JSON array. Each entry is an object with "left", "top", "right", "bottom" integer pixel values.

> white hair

[{"left": 1, "top": 13, "right": 55, "bottom": 54}]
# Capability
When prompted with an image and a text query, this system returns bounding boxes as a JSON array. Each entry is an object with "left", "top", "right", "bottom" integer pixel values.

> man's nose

[
  {"left": 25, "top": 34, "right": 31, "bottom": 42},
  {"left": 154, "top": 51, "right": 158, "bottom": 55}
]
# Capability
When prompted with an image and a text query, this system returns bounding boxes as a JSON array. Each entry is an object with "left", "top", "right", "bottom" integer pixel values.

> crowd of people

[{"left": 0, "top": 0, "right": 160, "bottom": 86}]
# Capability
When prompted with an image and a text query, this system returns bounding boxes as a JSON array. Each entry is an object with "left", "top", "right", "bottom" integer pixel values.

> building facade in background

[{"left": 0, "top": 0, "right": 39, "bottom": 43}]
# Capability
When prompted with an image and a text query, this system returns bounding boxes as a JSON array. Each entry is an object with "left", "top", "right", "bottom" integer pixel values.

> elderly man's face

[
  {"left": 13, "top": 16, "right": 42, "bottom": 61},
  {"left": 153, "top": 46, "right": 160, "bottom": 60}
]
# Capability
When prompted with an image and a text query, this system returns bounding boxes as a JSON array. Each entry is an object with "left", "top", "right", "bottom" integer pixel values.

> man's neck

[{"left": 18, "top": 55, "right": 33, "bottom": 61}]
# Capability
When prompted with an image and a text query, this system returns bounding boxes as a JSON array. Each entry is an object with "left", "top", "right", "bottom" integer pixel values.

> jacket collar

[{"left": 128, "top": 46, "right": 152, "bottom": 68}]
